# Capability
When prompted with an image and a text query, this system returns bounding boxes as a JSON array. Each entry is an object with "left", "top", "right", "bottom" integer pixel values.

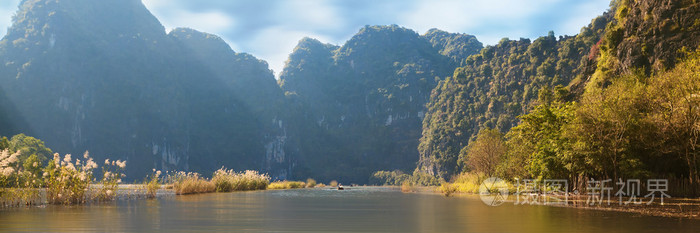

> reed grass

[
  {"left": 166, "top": 168, "right": 270, "bottom": 195},
  {"left": 305, "top": 178, "right": 317, "bottom": 188},
  {"left": 268, "top": 181, "right": 306, "bottom": 190},
  {"left": 96, "top": 157, "right": 125, "bottom": 202},
  {"left": 439, "top": 172, "right": 517, "bottom": 197},
  {"left": 1, "top": 147, "right": 275, "bottom": 203},
  {"left": 167, "top": 172, "right": 215, "bottom": 195},
  {"left": 212, "top": 168, "right": 270, "bottom": 192},
  {"left": 439, "top": 172, "right": 483, "bottom": 196},
  {"left": 0, "top": 188, "right": 42, "bottom": 207},
  {"left": 143, "top": 169, "right": 161, "bottom": 198},
  {"left": 44, "top": 152, "right": 100, "bottom": 204}
]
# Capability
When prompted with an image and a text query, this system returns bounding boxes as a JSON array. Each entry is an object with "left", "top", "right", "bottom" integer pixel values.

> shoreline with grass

[
  {"left": 371, "top": 169, "right": 700, "bottom": 219},
  {"left": 388, "top": 174, "right": 699, "bottom": 219},
  {"left": 0, "top": 147, "right": 331, "bottom": 208},
  {"left": 6, "top": 144, "right": 693, "bottom": 219},
  {"left": 424, "top": 189, "right": 700, "bottom": 219},
  {"left": 1, "top": 176, "right": 329, "bottom": 208}
]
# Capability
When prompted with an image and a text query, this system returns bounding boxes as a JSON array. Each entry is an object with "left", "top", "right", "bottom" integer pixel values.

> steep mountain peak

[
  {"left": 169, "top": 27, "right": 273, "bottom": 77},
  {"left": 357, "top": 24, "right": 416, "bottom": 35},
  {"left": 284, "top": 37, "right": 339, "bottom": 66},
  {"left": 423, "top": 28, "right": 484, "bottom": 66},
  {"left": 294, "top": 37, "right": 337, "bottom": 50},
  {"left": 2, "top": 0, "right": 169, "bottom": 79},
  {"left": 333, "top": 25, "right": 448, "bottom": 75},
  {"left": 339, "top": 25, "right": 424, "bottom": 54},
  {"left": 10, "top": 0, "right": 164, "bottom": 40},
  {"left": 169, "top": 27, "right": 235, "bottom": 55},
  {"left": 168, "top": 27, "right": 280, "bottom": 116},
  {"left": 279, "top": 37, "right": 337, "bottom": 90}
]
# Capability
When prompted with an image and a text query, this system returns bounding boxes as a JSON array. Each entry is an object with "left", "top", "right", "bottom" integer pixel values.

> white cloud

[
  {"left": 0, "top": 0, "right": 21, "bottom": 38},
  {"left": 399, "top": 0, "right": 557, "bottom": 33},
  {"left": 274, "top": 0, "right": 344, "bottom": 31},
  {"left": 0, "top": 10, "right": 13, "bottom": 37},
  {"left": 394, "top": 0, "right": 609, "bottom": 45},
  {"left": 475, "top": 31, "right": 529, "bottom": 47},
  {"left": 141, "top": 0, "right": 169, "bottom": 9},
  {"left": 158, "top": 10, "right": 235, "bottom": 37},
  {"left": 557, "top": 0, "right": 611, "bottom": 35}
]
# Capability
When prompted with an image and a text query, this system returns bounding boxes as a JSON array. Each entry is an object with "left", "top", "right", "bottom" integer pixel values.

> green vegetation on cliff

[
  {"left": 418, "top": 13, "right": 611, "bottom": 178},
  {"left": 427, "top": 0, "right": 700, "bottom": 197}
]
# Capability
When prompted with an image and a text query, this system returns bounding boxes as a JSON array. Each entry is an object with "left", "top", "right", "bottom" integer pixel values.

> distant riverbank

[{"left": 408, "top": 187, "right": 700, "bottom": 219}]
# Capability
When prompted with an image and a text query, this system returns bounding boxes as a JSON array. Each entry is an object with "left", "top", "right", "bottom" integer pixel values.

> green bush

[{"left": 371, "top": 170, "right": 441, "bottom": 186}]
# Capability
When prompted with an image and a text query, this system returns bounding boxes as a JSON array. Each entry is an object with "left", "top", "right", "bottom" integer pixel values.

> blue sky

[{"left": 0, "top": 0, "right": 611, "bottom": 76}]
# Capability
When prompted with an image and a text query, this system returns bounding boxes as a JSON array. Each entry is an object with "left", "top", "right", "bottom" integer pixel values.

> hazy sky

[{"left": 0, "top": 0, "right": 611, "bottom": 76}]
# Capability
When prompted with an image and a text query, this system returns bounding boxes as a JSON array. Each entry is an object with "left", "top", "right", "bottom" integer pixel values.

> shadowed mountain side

[
  {"left": 279, "top": 25, "right": 483, "bottom": 182},
  {"left": 0, "top": 0, "right": 274, "bottom": 179}
]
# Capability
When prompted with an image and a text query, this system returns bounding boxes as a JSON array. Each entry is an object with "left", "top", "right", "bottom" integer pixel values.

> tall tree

[
  {"left": 647, "top": 56, "right": 700, "bottom": 183},
  {"left": 461, "top": 128, "right": 506, "bottom": 177},
  {"left": 573, "top": 76, "right": 648, "bottom": 180},
  {"left": 505, "top": 94, "right": 577, "bottom": 181}
]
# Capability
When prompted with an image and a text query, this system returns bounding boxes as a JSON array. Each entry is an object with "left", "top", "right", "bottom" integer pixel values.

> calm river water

[{"left": 1, "top": 187, "right": 698, "bottom": 232}]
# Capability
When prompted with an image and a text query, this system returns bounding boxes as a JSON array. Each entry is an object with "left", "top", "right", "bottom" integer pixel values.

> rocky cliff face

[
  {"left": 587, "top": 0, "right": 700, "bottom": 90},
  {"left": 0, "top": 0, "right": 275, "bottom": 179},
  {"left": 279, "top": 25, "right": 482, "bottom": 182},
  {"left": 0, "top": 88, "right": 25, "bottom": 136},
  {"left": 613, "top": 0, "right": 700, "bottom": 74},
  {"left": 168, "top": 28, "right": 292, "bottom": 179}
]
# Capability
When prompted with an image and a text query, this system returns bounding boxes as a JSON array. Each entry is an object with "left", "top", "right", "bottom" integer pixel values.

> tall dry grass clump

[
  {"left": 212, "top": 168, "right": 270, "bottom": 192},
  {"left": 0, "top": 149, "right": 21, "bottom": 188},
  {"left": 2, "top": 149, "right": 129, "bottom": 206},
  {"left": 438, "top": 172, "right": 482, "bottom": 197},
  {"left": 167, "top": 171, "right": 215, "bottom": 195},
  {"left": 268, "top": 180, "right": 305, "bottom": 190},
  {"left": 438, "top": 172, "right": 515, "bottom": 197},
  {"left": 305, "top": 178, "right": 317, "bottom": 188},
  {"left": 97, "top": 156, "right": 125, "bottom": 201},
  {"left": 143, "top": 169, "right": 161, "bottom": 198},
  {"left": 45, "top": 152, "right": 99, "bottom": 204}
]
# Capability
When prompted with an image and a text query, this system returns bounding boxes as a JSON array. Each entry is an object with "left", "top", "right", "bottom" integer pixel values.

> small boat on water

[{"left": 337, "top": 184, "right": 345, "bottom": 190}]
